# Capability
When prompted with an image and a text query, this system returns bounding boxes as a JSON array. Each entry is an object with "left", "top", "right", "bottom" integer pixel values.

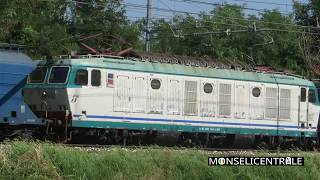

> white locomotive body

[{"left": 24, "top": 55, "right": 320, "bottom": 146}]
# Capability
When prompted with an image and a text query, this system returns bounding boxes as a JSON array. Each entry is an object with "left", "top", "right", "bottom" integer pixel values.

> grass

[{"left": 0, "top": 141, "right": 319, "bottom": 180}]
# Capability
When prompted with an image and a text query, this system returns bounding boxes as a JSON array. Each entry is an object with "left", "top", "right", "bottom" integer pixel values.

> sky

[{"left": 124, "top": 0, "right": 309, "bottom": 21}]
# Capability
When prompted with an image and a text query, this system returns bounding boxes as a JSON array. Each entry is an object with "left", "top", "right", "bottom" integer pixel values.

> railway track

[
  {"left": 0, "top": 138, "right": 316, "bottom": 154},
  {"left": 61, "top": 143, "right": 313, "bottom": 154}
]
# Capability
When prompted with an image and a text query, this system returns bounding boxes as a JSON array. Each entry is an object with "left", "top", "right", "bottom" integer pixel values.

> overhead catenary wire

[
  {"left": 150, "top": 20, "right": 250, "bottom": 35},
  {"left": 151, "top": 18, "right": 320, "bottom": 36},
  {"left": 26, "top": 0, "right": 319, "bottom": 31},
  {"left": 168, "top": 0, "right": 292, "bottom": 15},
  {"left": 149, "top": 0, "right": 259, "bottom": 36},
  {"left": 148, "top": 18, "right": 320, "bottom": 38},
  {"left": 171, "top": 0, "right": 299, "bottom": 7},
  {"left": 152, "top": 28, "right": 320, "bottom": 39},
  {"left": 6, "top": 0, "right": 319, "bottom": 36},
  {"left": 95, "top": 1, "right": 320, "bottom": 37},
  {"left": 122, "top": 2, "right": 320, "bottom": 31}
]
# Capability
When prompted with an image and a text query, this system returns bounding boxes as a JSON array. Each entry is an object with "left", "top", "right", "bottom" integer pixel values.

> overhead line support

[{"left": 145, "top": 0, "right": 152, "bottom": 52}]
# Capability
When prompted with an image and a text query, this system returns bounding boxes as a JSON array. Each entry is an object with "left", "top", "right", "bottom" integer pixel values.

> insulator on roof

[{"left": 64, "top": 47, "right": 257, "bottom": 71}]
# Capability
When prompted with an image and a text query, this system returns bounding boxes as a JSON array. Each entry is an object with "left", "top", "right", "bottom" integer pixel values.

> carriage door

[
  {"left": 114, "top": 75, "right": 132, "bottom": 112},
  {"left": 298, "top": 87, "right": 308, "bottom": 128}
]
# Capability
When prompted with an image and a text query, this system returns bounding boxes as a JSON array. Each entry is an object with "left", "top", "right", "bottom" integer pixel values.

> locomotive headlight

[{"left": 41, "top": 91, "right": 48, "bottom": 100}]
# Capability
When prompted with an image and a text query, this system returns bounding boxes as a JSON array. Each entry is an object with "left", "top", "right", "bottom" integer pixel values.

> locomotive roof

[{"left": 46, "top": 56, "right": 315, "bottom": 88}]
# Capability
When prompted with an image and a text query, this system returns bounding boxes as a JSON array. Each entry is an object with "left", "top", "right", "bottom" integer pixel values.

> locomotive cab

[{"left": 24, "top": 60, "right": 72, "bottom": 131}]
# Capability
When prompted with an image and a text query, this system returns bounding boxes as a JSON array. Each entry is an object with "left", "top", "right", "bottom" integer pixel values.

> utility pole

[{"left": 145, "top": 0, "right": 151, "bottom": 52}]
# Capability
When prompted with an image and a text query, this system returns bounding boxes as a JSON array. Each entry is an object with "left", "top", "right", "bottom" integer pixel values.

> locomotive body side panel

[{"left": 24, "top": 57, "right": 320, "bottom": 138}]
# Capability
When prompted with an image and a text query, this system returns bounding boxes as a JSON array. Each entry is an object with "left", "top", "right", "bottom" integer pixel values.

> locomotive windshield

[
  {"left": 48, "top": 66, "right": 70, "bottom": 84},
  {"left": 28, "top": 67, "right": 47, "bottom": 83}
]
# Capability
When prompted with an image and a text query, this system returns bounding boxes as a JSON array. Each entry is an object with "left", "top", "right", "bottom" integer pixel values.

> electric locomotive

[{"left": 23, "top": 54, "right": 320, "bottom": 147}]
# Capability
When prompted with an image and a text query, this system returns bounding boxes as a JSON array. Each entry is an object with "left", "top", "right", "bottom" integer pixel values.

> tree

[
  {"left": 0, "top": 0, "right": 76, "bottom": 58},
  {"left": 147, "top": 5, "right": 304, "bottom": 73},
  {"left": 0, "top": 0, "right": 142, "bottom": 57},
  {"left": 294, "top": 0, "right": 320, "bottom": 76},
  {"left": 67, "top": 0, "right": 141, "bottom": 52}
]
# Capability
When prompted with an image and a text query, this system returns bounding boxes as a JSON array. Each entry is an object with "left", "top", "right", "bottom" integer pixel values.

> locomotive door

[
  {"left": 114, "top": 75, "right": 132, "bottom": 112},
  {"left": 298, "top": 87, "right": 308, "bottom": 128}
]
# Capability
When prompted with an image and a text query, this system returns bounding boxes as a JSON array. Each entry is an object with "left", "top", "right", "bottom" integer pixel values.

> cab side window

[
  {"left": 91, "top": 70, "right": 101, "bottom": 87},
  {"left": 309, "top": 89, "right": 316, "bottom": 103},
  {"left": 301, "top": 88, "right": 306, "bottom": 102},
  {"left": 75, "top": 69, "right": 88, "bottom": 85}
]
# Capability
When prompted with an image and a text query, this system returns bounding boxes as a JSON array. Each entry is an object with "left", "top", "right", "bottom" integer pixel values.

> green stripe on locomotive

[
  {"left": 72, "top": 120, "right": 317, "bottom": 138},
  {"left": 69, "top": 57, "right": 315, "bottom": 88}
]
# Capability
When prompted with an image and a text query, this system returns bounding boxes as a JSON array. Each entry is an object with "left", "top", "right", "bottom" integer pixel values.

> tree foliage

[
  {"left": 0, "top": 1, "right": 319, "bottom": 76},
  {"left": 293, "top": 0, "right": 320, "bottom": 76},
  {"left": 0, "top": 0, "right": 141, "bottom": 58},
  {"left": 149, "top": 5, "right": 306, "bottom": 73},
  {"left": 0, "top": 0, "right": 73, "bottom": 58}
]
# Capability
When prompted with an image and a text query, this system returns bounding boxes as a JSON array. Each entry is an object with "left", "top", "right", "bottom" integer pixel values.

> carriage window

[
  {"left": 48, "top": 67, "right": 69, "bottom": 83},
  {"left": 91, "top": 70, "right": 101, "bottom": 87},
  {"left": 204, "top": 83, "right": 213, "bottom": 94},
  {"left": 151, "top": 79, "right": 161, "bottom": 90},
  {"left": 309, "top": 89, "right": 316, "bottom": 103},
  {"left": 301, "top": 88, "right": 306, "bottom": 102},
  {"left": 75, "top": 69, "right": 88, "bottom": 85},
  {"left": 252, "top": 87, "right": 261, "bottom": 97},
  {"left": 28, "top": 67, "right": 47, "bottom": 83}
]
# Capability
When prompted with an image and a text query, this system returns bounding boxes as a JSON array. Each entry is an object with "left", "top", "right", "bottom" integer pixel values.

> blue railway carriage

[
  {"left": 0, "top": 49, "right": 44, "bottom": 136},
  {"left": 24, "top": 55, "right": 320, "bottom": 147}
]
